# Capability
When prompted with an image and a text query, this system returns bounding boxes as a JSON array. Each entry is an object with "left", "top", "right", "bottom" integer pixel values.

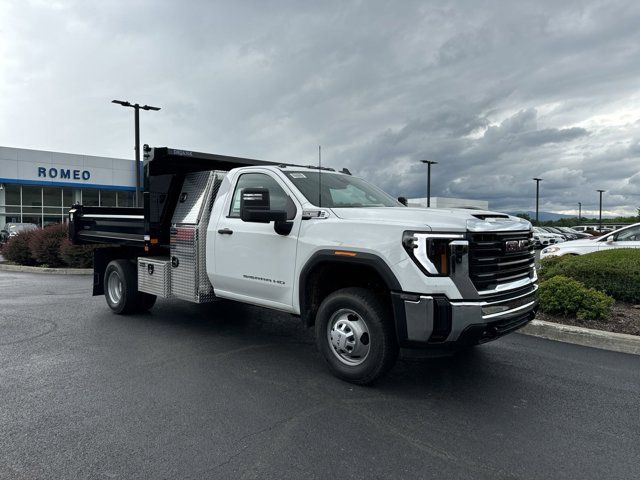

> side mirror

[
  {"left": 239, "top": 187, "right": 287, "bottom": 223},
  {"left": 398, "top": 196, "right": 408, "bottom": 206},
  {"left": 606, "top": 235, "right": 614, "bottom": 243}
]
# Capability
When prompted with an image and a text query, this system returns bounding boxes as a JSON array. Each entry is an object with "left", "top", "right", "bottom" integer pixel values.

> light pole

[
  {"left": 533, "top": 178, "right": 543, "bottom": 224},
  {"left": 420, "top": 160, "right": 438, "bottom": 207},
  {"left": 578, "top": 202, "right": 582, "bottom": 222},
  {"left": 112, "top": 100, "right": 161, "bottom": 207},
  {"left": 597, "top": 189, "right": 605, "bottom": 232}
]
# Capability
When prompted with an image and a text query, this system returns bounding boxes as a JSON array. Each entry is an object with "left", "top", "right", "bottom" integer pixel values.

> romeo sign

[{"left": 38, "top": 166, "right": 91, "bottom": 181}]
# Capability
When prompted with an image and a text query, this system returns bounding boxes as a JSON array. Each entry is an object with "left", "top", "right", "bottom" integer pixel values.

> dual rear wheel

[{"left": 104, "top": 260, "right": 156, "bottom": 314}]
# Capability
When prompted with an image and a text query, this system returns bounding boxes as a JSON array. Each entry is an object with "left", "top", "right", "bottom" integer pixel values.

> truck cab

[{"left": 70, "top": 147, "right": 538, "bottom": 384}]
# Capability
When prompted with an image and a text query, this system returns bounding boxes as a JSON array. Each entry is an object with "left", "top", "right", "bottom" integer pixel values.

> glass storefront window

[
  {"left": 44, "top": 207, "right": 63, "bottom": 215},
  {"left": 4, "top": 184, "right": 20, "bottom": 205},
  {"left": 3, "top": 206, "right": 21, "bottom": 224},
  {"left": 22, "top": 186, "right": 42, "bottom": 207},
  {"left": 43, "top": 187, "right": 62, "bottom": 207},
  {"left": 63, "top": 189, "right": 75, "bottom": 208},
  {"left": 100, "top": 190, "right": 117, "bottom": 207},
  {"left": 4, "top": 206, "right": 20, "bottom": 215},
  {"left": 118, "top": 191, "right": 136, "bottom": 207},
  {"left": 83, "top": 189, "right": 99, "bottom": 207},
  {"left": 3, "top": 213, "right": 21, "bottom": 224},
  {"left": 22, "top": 206, "right": 42, "bottom": 227},
  {"left": 43, "top": 216, "right": 63, "bottom": 227}
]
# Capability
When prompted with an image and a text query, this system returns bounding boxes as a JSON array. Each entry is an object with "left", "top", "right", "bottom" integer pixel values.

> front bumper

[{"left": 391, "top": 284, "right": 538, "bottom": 348}]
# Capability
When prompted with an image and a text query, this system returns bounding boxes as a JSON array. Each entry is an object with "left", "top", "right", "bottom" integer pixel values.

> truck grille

[{"left": 468, "top": 230, "right": 535, "bottom": 292}]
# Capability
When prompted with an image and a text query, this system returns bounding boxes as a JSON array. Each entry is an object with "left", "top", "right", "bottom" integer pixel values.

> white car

[
  {"left": 533, "top": 227, "right": 564, "bottom": 248},
  {"left": 540, "top": 222, "right": 640, "bottom": 259}
]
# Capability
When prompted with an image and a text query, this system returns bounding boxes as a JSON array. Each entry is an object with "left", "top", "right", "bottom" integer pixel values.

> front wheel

[{"left": 315, "top": 287, "right": 398, "bottom": 385}]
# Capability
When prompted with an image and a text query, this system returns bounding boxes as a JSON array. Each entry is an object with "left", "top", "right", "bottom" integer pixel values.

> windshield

[{"left": 285, "top": 171, "right": 401, "bottom": 208}]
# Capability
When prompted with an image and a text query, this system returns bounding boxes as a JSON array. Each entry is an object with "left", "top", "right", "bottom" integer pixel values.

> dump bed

[
  {"left": 69, "top": 146, "right": 277, "bottom": 249},
  {"left": 68, "top": 206, "right": 144, "bottom": 246}
]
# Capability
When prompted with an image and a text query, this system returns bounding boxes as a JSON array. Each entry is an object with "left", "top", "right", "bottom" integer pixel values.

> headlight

[
  {"left": 542, "top": 246, "right": 560, "bottom": 254},
  {"left": 402, "top": 231, "right": 465, "bottom": 276}
]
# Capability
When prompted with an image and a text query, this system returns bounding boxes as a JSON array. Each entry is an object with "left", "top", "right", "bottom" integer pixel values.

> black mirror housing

[{"left": 240, "top": 187, "right": 287, "bottom": 223}]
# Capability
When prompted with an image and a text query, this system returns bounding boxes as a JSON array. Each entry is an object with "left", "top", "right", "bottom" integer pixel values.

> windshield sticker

[{"left": 290, "top": 173, "right": 307, "bottom": 178}]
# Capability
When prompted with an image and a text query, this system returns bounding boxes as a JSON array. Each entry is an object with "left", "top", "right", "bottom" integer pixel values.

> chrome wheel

[
  {"left": 327, "top": 308, "right": 371, "bottom": 366},
  {"left": 107, "top": 270, "right": 123, "bottom": 305}
]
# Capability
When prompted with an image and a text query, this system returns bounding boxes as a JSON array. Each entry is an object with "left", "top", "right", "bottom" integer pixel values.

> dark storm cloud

[{"left": 1, "top": 0, "right": 639, "bottom": 215}]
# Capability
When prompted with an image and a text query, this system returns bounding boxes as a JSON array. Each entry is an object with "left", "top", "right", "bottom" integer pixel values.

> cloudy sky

[{"left": 1, "top": 0, "right": 639, "bottom": 215}]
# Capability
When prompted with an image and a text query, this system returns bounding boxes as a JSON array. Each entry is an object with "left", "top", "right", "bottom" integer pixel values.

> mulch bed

[{"left": 537, "top": 303, "right": 640, "bottom": 336}]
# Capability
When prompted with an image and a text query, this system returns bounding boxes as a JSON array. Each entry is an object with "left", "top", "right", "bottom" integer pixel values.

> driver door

[{"left": 213, "top": 171, "right": 301, "bottom": 310}]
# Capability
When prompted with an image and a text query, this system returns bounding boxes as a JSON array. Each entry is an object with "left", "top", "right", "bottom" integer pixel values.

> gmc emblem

[{"left": 505, "top": 239, "right": 529, "bottom": 253}]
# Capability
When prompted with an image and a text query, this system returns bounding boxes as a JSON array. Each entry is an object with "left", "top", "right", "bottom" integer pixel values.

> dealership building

[{"left": 0, "top": 146, "right": 136, "bottom": 230}]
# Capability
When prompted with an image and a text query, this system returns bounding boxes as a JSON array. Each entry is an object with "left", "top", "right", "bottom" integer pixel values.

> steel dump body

[{"left": 69, "top": 147, "right": 277, "bottom": 250}]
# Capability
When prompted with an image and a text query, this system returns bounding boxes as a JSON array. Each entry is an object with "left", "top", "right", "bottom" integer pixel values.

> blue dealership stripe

[{"left": 0, "top": 177, "right": 136, "bottom": 191}]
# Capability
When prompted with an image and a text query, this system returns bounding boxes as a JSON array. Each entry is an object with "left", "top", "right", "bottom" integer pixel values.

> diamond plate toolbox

[
  {"left": 170, "top": 170, "right": 223, "bottom": 303},
  {"left": 138, "top": 257, "right": 172, "bottom": 298}
]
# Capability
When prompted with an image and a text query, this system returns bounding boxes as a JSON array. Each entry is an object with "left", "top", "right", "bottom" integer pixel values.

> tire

[
  {"left": 315, "top": 287, "right": 398, "bottom": 385},
  {"left": 104, "top": 259, "right": 140, "bottom": 314},
  {"left": 136, "top": 292, "right": 157, "bottom": 313}
]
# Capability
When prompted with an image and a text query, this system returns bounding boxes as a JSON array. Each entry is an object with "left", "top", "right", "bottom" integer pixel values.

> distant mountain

[{"left": 506, "top": 211, "right": 578, "bottom": 222}]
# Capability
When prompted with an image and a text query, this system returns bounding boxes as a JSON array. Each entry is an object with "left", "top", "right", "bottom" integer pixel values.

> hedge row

[
  {"left": 2, "top": 223, "right": 99, "bottom": 268},
  {"left": 540, "top": 249, "right": 640, "bottom": 303},
  {"left": 538, "top": 275, "right": 614, "bottom": 320}
]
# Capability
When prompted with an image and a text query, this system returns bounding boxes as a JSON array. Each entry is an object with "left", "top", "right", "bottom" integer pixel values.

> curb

[
  {"left": 519, "top": 319, "right": 640, "bottom": 356},
  {"left": 0, "top": 263, "right": 92, "bottom": 275}
]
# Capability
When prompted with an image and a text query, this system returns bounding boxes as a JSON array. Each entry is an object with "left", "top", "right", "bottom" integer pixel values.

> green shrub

[
  {"left": 538, "top": 255, "right": 569, "bottom": 281},
  {"left": 539, "top": 275, "right": 614, "bottom": 321},
  {"left": 59, "top": 240, "right": 97, "bottom": 268},
  {"left": 29, "top": 223, "right": 68, "bottom": 267},
  {"left": 2, "top": 230, "right": 38, "bottom": 265},
  {"left": 540, "top": 249, "right": 640, "bottom": 303}
]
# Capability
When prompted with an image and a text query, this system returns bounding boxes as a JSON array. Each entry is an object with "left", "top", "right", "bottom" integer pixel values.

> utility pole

[
  {"left": 578, "top": 202, "right": 582, "bottom": 221},
  {"left": 420, "top": 160, "right": 438, "bottom": 207},
  {"left": 112, "top": 100, "right": 161, "bottom": 207},
  {"left": 533, "top": 178, "right": 543, "bottom": 224},
  {"left": 597, "top": 190, "right": 605, "bottom": 232}
]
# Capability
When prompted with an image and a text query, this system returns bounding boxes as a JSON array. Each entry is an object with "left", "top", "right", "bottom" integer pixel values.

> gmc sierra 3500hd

[{"left": 69, "top": 146, "right": 538, "bottom": 384}]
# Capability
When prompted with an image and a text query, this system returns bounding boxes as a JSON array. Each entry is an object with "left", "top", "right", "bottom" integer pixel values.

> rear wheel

[
  {"left": 315, "top": 287, "right": 398, "bottom": 385},
  {"left": 137, "top": 292, "right": 157, "bottom": 312},
  {"left": 104, "top": 260, "right": 155, "bottom": 314}
]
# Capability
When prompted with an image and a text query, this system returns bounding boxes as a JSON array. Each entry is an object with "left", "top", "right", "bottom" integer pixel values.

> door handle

[{"left": 218, "top": 228, "right": 233, "bottom": 235}]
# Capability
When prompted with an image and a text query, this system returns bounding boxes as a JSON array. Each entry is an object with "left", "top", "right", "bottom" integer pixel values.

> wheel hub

[
  {"left": 327, "top": 309, "right": 371, "bottom": 366},
  {"left": 107, "top": 270, "right": 123, "bottom": 305}
]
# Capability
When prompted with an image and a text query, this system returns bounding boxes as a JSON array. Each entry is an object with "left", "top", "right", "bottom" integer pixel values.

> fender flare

[{"left": 298, "top": 249, "right": 402, "bottom": 323}]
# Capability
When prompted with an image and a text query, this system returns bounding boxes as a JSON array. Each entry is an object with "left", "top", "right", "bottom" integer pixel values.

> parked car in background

[
  {"left": 533, "top": 226, "right": 564, "bottom": 248},
  {"left": 541, "top": 223, "right": 640, "bottom": 258},
  {"left": 2, "top": 223, "right": 38, "bottom": 242},
  {"left": 542, "top": 226, "right": 577, "bottom": 240},
  {"left": 572, "top": 225, "right": 589, "bottom": 232},
  {"left": 557, "top": 227, "right": 592, "bottom": 239}
]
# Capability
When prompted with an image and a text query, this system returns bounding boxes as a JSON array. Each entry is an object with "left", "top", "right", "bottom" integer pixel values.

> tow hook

[{"left": 482, "top": 326, "right": 498, "bottom": 339}]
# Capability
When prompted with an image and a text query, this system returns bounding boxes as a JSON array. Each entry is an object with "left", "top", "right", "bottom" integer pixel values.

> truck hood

[{"left": 330, "top": 207, "right": 531, "bottom": 232}]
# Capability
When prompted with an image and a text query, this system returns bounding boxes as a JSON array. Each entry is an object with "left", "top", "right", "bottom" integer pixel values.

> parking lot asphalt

[{"left": 0, "top": 271, "right": 639, "bottom": 480}]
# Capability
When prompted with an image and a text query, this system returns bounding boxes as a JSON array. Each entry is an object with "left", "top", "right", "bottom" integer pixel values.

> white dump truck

[{"left": 70, "top": 146, "right": 538, "bottom": 384}]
